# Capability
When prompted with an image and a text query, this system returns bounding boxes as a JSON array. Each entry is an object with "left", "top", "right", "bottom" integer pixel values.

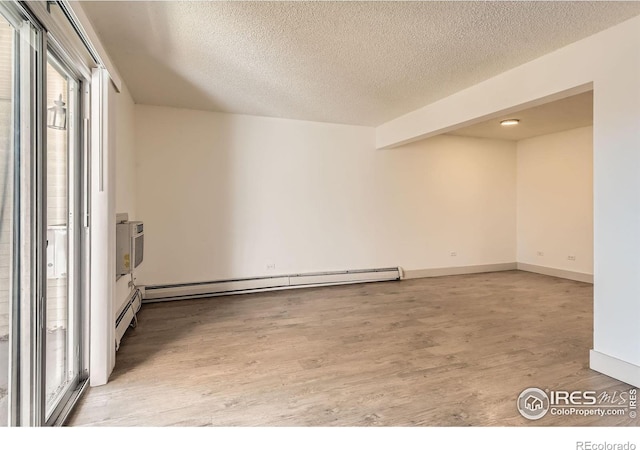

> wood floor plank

[{"left": 67, "top": 271, "right": 638, "bottom": 426}]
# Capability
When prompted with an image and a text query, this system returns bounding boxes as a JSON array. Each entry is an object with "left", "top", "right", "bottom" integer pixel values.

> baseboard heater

[
  {"left": 142, "top": 267, "right": 402, "bottom": 303},
  {"left": 115, "top": 288, "right": 142, "bottom": 350}
]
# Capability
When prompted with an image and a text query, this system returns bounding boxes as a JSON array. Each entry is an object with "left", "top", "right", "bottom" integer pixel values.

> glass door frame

[
  {"left": 1, "top": 1, "right": 44, "bottom": 427},
  {"left": 42, "top": 48, "right": 81, "bottom": 425},
  {"left": 0, "top": 1, "right": 28, "bottom": 428},
  {"left": 42, "top": 34, "right": 90, "bottom": 428}
]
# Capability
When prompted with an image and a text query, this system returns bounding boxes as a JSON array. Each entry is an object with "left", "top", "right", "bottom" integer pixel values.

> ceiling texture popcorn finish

[{"left": 81, "top": 1, "right": 640, "bottom": 126}]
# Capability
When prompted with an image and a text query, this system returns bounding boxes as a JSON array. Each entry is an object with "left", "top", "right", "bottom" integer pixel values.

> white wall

[
  {"left": 376, "top": 15, "right": 640, "bottom": 385},
  {"left": 134, "top": 105, "right": 516, "bottom": 286},
  {"left": 374, "top": 135, "right": 516, "bottom": 272},
  {"left": 517, "top": 126, "right": 593, "bottom": 275},
  {"left": 114, "top": 83, "right": 137, "bottom": 316}
]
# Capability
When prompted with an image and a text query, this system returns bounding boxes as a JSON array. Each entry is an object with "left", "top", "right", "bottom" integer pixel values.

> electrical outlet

[
  {"left": 266, "top": 263, "right": 276, "bottom": 271},
  {"left": 567, "top": 255, "right": 576, "bottom": 261},
  {"left": 537, "top": 251, "right": 544, "bottom": 257},
  {"left": 450, "top": 251, "right": 457, "bottom": 257}
]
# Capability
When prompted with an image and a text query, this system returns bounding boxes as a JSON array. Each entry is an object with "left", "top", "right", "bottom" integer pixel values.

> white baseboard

[
  {"left": 590, "top": 350, "right": 640, "bottom": 388},
  {"left": 517, "top": 263, "right": 593, "bottom": 284},
  {"left": 403, "top": 263, "right": 517, "bottom": 280}
]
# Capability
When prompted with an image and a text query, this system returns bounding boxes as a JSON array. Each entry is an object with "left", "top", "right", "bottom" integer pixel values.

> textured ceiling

[
  {"left": 81, "top": 1, "right": 640, "bottom": 126},
  {"left": 447, "top": 91, "right": 593, "bottom": 141}
]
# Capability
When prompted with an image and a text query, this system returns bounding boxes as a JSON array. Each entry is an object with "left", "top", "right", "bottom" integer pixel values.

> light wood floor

[{"left": 68, "top": 271, "right": 637, "bottom": 426}]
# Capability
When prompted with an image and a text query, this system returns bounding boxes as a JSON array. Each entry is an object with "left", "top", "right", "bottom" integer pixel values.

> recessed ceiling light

[{"left": 500, "top": 119, "right": 520, "bottom": 126}]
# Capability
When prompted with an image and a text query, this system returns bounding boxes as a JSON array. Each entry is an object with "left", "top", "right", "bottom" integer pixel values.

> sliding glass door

[
  {"left": 44, "top": 54, "right": 82, "bottom": 422},
  {"left": 0, "top": 11, "right": 15, "bottom": 428},
  {"left": 0, "top": 1, "right": 90, "bottom": 426}
]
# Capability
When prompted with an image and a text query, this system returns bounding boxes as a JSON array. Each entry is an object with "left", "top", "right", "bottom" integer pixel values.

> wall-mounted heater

[
  {"left": 115, "top": 288, "right": 142, "bottom": 350},
  {"left": 116, "top": 216, "right": 144, "bottom": 277},
  {"left": 143, "top": 267, "right": 403, "bottom": 303}
]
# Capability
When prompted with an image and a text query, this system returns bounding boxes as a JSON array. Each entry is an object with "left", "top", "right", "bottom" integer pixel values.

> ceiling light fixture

[{"left": 500, "top": 119, "right": 520, "bottom": 126}]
